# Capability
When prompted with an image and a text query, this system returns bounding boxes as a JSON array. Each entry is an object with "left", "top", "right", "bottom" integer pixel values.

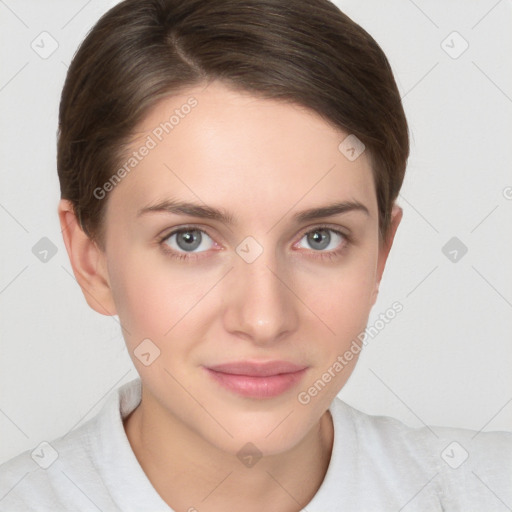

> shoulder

[
  {"left": 0, "top": 379, "right": 143, "bottom": 511},
  {"left": 329, "top": 397, "right": 512, "bottom": 509},
  {"left": 0, "top": 422, "right": 97, "bottom": 512},
  {"left": 331, "top": 397, "right": 512, "bottom": 459},
  {"left": 0, "top": 415, "right": 110, "bottom": 512}
]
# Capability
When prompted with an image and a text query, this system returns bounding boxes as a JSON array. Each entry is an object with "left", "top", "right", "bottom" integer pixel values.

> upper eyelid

[
  {"left": 162, "top": 223, "right": 348, "bottom": 236},
  {"left": 161, "top": 225, "right": 215, "bottom": 242}
]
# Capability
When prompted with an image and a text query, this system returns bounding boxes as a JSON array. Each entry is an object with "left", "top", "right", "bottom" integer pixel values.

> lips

[
  {"left": 204, "top": 361, "right": 308, "bottom": 399},
  {"left": 208, "top": 360, "right": 307, "bottom": 377}
]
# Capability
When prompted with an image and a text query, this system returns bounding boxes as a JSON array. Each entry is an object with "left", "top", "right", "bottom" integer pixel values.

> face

[{"left": 99, "top": 81, "right": 395, "bottom": 456}]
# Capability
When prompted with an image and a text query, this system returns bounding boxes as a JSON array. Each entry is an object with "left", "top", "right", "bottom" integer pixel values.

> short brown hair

[{"left": 57, "top": 0, "right": 409, "bottom": 247}]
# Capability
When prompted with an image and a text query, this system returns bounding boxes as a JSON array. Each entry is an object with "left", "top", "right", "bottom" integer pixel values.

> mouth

[{"left": 204, "top": 361, "right": 308, "bottom": 399}]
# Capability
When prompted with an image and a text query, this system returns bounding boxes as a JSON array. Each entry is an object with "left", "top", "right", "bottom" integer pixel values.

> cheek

[
  {"left": 107, "top": 248, "right": 203, "bottom": 345},
  {"left": 308, "top": 247, "right": 378, "bottom": 321},
  {"left": 300, "top": 248, "right": 378, "bottom": 376},
  {"left": 295, "top": 254, "right": 378, "bottom": 401}
]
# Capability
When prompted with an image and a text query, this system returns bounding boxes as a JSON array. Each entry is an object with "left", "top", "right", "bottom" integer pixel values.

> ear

[
  {"left": 371, "top": 204, "right": 403, "bottom": 306},
  {"left": 58, "top": 199, "right": 117, "bottom": 316}
]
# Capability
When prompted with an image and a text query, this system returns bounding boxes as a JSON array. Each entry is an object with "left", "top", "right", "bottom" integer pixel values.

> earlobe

[
  {"left": 58, "top": 199, "right": 117, "bottom": 316},
  {"left": 371, "top": 204, "right": 403, "bottom": 306}
]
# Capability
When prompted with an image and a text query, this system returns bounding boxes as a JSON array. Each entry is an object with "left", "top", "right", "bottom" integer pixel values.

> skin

[{"left": 58, "top": 80, "right": 402, "bottom": 512}]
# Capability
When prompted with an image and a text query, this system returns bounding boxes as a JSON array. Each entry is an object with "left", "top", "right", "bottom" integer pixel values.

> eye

[
  {"left": 295, "top": 227, "right": 347, "bottom": 252},
  {"left": 162, "top": 227, "right": 215, "bottom": 254},
  {"left": 158, "top": 224, "right": 350, "bottom": 262}
]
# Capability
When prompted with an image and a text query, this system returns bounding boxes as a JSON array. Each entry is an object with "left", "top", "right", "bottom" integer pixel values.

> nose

[{"left": 222, "top": 245, "right": 300, "bottom": 346}]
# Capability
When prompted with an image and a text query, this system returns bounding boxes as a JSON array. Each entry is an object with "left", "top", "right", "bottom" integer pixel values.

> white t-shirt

[{"left": 0, "top": 378, "right": 510, "bottom": 511}]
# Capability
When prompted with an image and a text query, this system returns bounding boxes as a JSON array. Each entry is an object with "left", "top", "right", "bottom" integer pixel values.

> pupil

[
  {"left": 177, "top": 230, "right": 201, "bottom": 251},
  {"left": 309, "top": 229, "right": 329, "bottom": 250}
]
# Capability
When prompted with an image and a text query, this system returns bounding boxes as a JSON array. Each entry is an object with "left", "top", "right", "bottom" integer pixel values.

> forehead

[{"left": 107, "top": 81, "right": 377, "bottom": 225}]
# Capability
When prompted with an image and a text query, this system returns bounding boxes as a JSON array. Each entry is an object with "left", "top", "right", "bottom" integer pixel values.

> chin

[{"left": 201, "top": 408, "right": 317, "bottom": 458}]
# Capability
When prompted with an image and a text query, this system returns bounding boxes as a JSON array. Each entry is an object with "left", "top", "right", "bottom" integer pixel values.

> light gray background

[{"left": 1, "top": 0, "right": 511, "bottom": 464}]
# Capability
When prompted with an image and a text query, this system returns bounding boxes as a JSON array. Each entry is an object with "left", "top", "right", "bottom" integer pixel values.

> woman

[{"left": 1, "top": 0, "right": 510, "bottom": 510}]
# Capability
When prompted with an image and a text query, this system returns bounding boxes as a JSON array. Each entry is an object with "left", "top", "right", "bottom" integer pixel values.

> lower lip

[{"left": 205, "top": 368, "right": 307, "bottom": 399}]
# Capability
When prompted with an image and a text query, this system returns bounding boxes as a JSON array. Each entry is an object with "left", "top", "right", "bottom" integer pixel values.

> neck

[{"left": 123, "top": 390, "right": 334, "bottom": 512}]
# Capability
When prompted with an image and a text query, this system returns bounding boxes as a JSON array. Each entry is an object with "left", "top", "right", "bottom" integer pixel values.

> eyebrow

[{"left": 137, "top": 199, "right": 369, "bottom": 224}]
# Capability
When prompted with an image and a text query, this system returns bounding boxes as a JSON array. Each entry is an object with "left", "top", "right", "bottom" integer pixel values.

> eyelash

[{"left": 157, "top": 224, "right": 352, "bottom": 262}]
